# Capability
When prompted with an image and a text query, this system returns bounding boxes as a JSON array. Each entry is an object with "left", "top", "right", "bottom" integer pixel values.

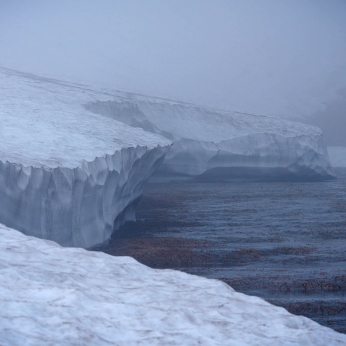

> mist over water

[{"left": 1, "top": 0, "right": 346, "bottom": 121}]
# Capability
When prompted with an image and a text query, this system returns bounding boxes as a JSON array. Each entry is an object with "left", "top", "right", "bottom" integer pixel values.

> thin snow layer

[
  {"left": 328, "top": 147, "right": 346, "bottom": 167},
  {"left": 1, "top": 225, "right": 345, "bottom": 346},
  {"left": 86, "top": 100, "right": 335, "bottom": 180},
  {"left": 0, "top": 68, "right": 171, "bottom": 248}
]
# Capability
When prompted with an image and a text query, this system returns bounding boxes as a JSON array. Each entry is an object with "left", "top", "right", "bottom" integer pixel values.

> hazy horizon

[{"left": 1, "top": 0, "right": 346, "bottom": 123}]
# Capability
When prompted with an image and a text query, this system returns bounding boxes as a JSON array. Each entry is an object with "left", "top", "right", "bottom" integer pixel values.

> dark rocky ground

[{"left": 100, "top": 168, "right": 346, "bottom": 334}]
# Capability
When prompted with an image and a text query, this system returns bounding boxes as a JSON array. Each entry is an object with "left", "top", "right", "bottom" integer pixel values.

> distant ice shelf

[
  {"left": 0, "top": 67, "right": 171, "bottom": 248},
  {"left": 86, "top": 99, "right": 335, "bottom": 182},
  {"left": 1, "top": 224, "right": 346, "bottom": 346}
]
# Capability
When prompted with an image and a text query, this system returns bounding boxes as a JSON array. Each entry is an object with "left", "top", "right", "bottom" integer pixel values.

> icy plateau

[
  {"left": 1, "top": 224, "right": 346, "bottom": 346},
  {"left": 0, "top": 67, "right": 171, "bottom": 248}
]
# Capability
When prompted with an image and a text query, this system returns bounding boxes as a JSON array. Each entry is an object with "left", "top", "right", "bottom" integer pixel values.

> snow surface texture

[
  {"left": 1, "top": 224, "right": 345, "bottom": 346},
  {"left": 0, "top": 68, "right": 171, "bottom": 248},
  {"left": 328, "top": 147, "right": 346, "bottom": 167},
  {"left": 86, "top": 100, "right": 335, "bottom": 181}
]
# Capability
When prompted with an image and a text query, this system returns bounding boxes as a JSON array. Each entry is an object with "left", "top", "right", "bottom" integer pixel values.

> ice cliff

[
  {"left": 86, "top": 99, "right": 335, "bottom": 181},
  {"left": 0, "top": 68, "right": 171, "bottom": 248},
  {"left": 0, "top": 224, "right": 345, "bottom": 346}
]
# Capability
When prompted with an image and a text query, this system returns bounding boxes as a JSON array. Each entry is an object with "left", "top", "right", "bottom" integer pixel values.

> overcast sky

[{"left": 1, "top": 0, "right": 346, "bottom": 119}]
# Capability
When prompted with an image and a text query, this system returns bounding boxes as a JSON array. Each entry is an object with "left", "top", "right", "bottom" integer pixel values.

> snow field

[{"left": 0, "top": 224, "right": 346, "bottom": 346}]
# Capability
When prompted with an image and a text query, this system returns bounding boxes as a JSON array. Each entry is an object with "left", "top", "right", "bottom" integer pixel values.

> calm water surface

[{"left": 103, "top": 168, "right": 346, "bottom": 333}]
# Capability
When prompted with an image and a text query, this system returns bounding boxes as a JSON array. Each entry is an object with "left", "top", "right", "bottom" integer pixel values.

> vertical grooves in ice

[{"left": 0, "top": 145, "right": 170, "bottom": 248}]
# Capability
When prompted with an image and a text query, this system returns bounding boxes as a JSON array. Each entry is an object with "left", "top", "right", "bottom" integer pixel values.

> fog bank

[{"left": 1, "top": 0, "right": 346, "bottom": 118}]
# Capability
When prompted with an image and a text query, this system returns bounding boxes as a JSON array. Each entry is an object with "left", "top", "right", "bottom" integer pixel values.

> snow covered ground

[
  {"left": 0, "top": 67, "right": 171, "bottom": 248},
  {"left": 86, "top": 100, "right": 335, "bottom": 181},
  {"left": 0, "top": 67, "right": 170, "bottom": 169},
  {"left": 0, "top": 224, "right": 345, "bottom": 346},
  {"left": 328, "top": 147, "right": 346, "bottom": 167}
]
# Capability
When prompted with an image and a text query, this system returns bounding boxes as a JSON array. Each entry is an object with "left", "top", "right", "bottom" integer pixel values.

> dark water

[{"left": 102, "top": 168, "right": 346, "bottom": 334}]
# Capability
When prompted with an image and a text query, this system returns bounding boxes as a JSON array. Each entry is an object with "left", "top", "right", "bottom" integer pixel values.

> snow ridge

[{"left": 0, "top": 224, "right": 345, "bottom": 346}]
